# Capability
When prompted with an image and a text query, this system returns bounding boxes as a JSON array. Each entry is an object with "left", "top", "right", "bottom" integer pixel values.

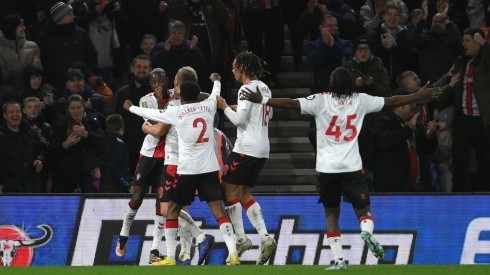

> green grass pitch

[{"left": 2, "top": 265, "right": 490, "bottom": 275}]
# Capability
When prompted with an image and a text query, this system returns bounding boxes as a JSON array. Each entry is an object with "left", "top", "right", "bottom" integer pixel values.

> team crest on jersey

[
  {"left": 141, "top": 101, "right": 148, "bottom": 108},
  {"left": 305, "top": 95, "right": 316, "bottom": 100}
]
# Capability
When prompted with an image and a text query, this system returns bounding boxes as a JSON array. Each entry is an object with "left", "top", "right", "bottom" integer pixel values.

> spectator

[
  {"left": 436, "top": 28, "right": 490, "bottom": 192},
  {"left": 0, "top": 101, "right": 47, "bottom": 193},
  {"left": 373, "top": 88, "right": 437, "bottom": 192},
  {"left": 411, "top": 10, "right": 463, "bottom": 84},
  {"left": 167, "top": 0, "right": 234, "bottom": 92},
  {"left": 0, "top": 14, "right": 41, "bottom": 107},
  {"left": 20, "top": 64, "right": 56, "bottom": 123},
  {"left": 122, "top": 0, "right": 170, "bottom": 56},
  {"left": 113, "top": 54, "right": 153, "bottom": 175},
  {"left": 99, "top": 113, "right": 131, "bottom": 193},
  {"left": 140, "top": 34, "right": 157, "bottom": 57},
  {"left": 237, "top": 0, "right": 284, "bottom": 87},
  {"left": 49, "top": 94, "right": 105, "bottom": 193},
  {"left": 368, "top": 2, "right": 417, "bottom": 88},
  {"left": 342, "top": 36, "right": 390, "bottom": 184},
  {"left": 150, "top": 20, "right": 205, "bottom": 89},
  {"left": 22, "top": 96, "right": 52, "bottom": 192},
  {"left": 37, "top": 2, "right": 98, "bottom": 95},
  {"left": 360, "top": 0, "right": 409, "bottom": 33},
  {"left": 433, "top": 105, "right": 454, "bottom": 192}
]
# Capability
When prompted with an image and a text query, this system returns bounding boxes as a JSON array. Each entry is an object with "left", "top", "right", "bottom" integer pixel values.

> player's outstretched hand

[
  {"left": 241, "top": 86, "right": 262, "bottom": 103},
  {"left": 417, "top": 81, "right": 439, "bottom": 99},
  {"left": 216, "top": 95, "right": 228, "bottom": 110},
  {"left": 123, "top": 100, "right": 133, "bottom": 110},
  {"left": 210, "top": 73, "right": 221, "bottom": 82}
]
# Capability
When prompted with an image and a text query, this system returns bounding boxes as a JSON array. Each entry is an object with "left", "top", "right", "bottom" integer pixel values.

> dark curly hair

[{"left": 234, "top": 51, "right": 268, "bottom": 79}]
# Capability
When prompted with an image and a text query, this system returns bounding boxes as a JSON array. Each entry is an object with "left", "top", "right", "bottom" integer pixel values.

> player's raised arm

[
  {"left": 241, "top": 86, "right": 301, "bottom": 111},
  {"left": 209, "top": 73, "right": 221, "bottom": 98},
  {"left": 384, "top": 82, "right": 439, "bottom": 107},
  {"left": 124, "top": 99, "right": 174, "bottom": 125}
]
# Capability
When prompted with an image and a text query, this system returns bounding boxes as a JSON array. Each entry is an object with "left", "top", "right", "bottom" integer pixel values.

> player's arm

[
  {"left": 241, "top": 86, "right": 300, "bottom": 111},
  {"left": 209, "top": 73, "right": 221, "bottom": 97},
  {"left": 384, "top": 82, "right": 439, "bottom": 107},
  {"left": 217, "top": 95, "right": 247, "bottom": 126},
  {"left": 142, "top": 121, "right": 169, "bottom": 137},
  {"left": 123, "top": 100, "right": 173, "bottom": 124}
]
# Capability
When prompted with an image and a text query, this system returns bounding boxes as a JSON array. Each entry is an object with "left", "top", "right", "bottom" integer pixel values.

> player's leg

[
  {"left": 345, "top": 171, "right": 384, "bottom": 260},
  {"left": 200, "top": 171, "right": 239, "bottom": 265},
  {"left": 116, "top": 156, "right": 154, "bottom": 257},
  {"left": 178, "top": 209, "right": 215, "bottom": 265},
  {"left": 319, "top": 173, "right": 346, "bottom": 270},
  {"left": 149, "top": 161, "right": 168, "bottom": 263}
]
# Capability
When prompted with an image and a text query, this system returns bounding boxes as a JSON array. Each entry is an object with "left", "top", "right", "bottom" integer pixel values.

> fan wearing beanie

[
  {"left": 35, "top": 2, "right": 98, "bottom": 95},
  {"left": 0, "top": 14, "right": 41, "bottom": 107}
]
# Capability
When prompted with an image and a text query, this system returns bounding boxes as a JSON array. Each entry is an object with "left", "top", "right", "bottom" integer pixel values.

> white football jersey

[
  {"left": 138, "top": 92, "right": 165, "bottom": 158},
  {"left": 164, "top": 99, "right": 181, "bottom": 165},
  {"left": 298, "top": 92, "right": 384, "bottom": 173},
  {"left": 130, "top": 81, "right": 221, "bottom": 174},
  {"left": 233, "top": 80, "right": 272, "bottom": 158}
]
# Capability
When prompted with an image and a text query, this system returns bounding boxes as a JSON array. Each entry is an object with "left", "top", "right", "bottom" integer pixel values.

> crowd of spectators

[{"left": 0, "top": 0, "right": 489, "bottom": 193}]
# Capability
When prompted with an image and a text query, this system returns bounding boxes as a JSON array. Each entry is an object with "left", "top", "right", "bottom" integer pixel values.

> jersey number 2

[
  {"left": 193, "top": 118, "right": 209, "bottom": 143},
  {"left": 325, "top": 114, "right": 357, "bottom": 142}
]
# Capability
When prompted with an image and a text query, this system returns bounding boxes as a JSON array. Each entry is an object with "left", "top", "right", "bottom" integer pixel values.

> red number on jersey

[
  {"left": 193, "top": 118, "right": 209, "bottom": 143},
  {"left": 262, "top": 105, "right": 272, "bottom": 126},
  {"left": 325, "top": 114, "right": 358, "bottom": 142}
]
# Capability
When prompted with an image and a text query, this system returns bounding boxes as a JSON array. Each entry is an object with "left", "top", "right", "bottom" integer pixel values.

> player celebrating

[
  {"left": 216, "top": 51, "right": 276, "bottom": 265},
  {"left": 241, "top": 67, "right": 439, "bottom": 270},
  {"left": 123, "top": 74, "right": 240, "bottom": 266}
]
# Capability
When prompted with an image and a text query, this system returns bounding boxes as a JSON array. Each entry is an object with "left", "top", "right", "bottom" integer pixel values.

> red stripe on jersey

[
  {"left": 465, "top": 62, "right": 475, "bottom": 116},
  {"left": 244, "top": 198, "right": 257, "bottom": 211},
  {"left": 326, "top": 231, "right": 341, "bottom": 238},
  {"left": 216, "top": 132, "right": 224, "bottom": 181},
  {"left": 153, "top": 137, "right": 165, "bottom": 158},
  {"left": 166, "top": 165, "right": 177, "bottom": 177},
  {"left": 360, "top": 215, "right": 374, "bottom": 222},
  {"left": 226, "top": 198, "right": 241, "bottom": 206},
  {"left": 166, "top": 219, "right": 178, "bottom": 229},
  {"left": 217, "top": 216, "right": 231, "bottom": 225}
]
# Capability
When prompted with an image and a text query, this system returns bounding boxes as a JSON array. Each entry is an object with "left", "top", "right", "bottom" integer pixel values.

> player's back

[
  {"left": 173, "top": 98, "right": 219, "bottom": 174},
  {"left": 234, "top": 80, "right": 272, "bottom": 158},
  {"left": 299, "top": 92, "right": 384, "bottom": 173}
]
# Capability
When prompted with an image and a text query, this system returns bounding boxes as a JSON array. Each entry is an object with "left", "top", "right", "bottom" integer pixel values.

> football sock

[
  {"left": 120, "top": 202, "right": 138, "bottom": 237},
  {"left": 327, "top": 232, "right": 343, "bottom": 261},
  {"left": 218, "top": 216, "right": 237, "bottom": 255},
  {"left": 226, "top": 199, "right": 246, "bottom": 243},
  {"left": 360, "top": 215, "right": 374, "bottom": 234},
  {"left": 178, "top": 225, "right": 192, "bottom": 260},
  {"left": 244, "top": 198, "right": 269, "bottom": 241},
  {"left": 151, "top": 214, "right": 166, "bottom": 251},
  {"left": 179, "top": 210, "right": 205, "bottom": 244},
  {"left": 165, "top": 219, "right": 179, "bottom": 260}
]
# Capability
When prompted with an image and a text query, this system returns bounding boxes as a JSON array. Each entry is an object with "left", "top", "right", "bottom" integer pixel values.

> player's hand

[
  {"left": 241, "top": 86, "right": 263, "bottom": 103},
  {"left": 230, "top": 104, "right": 237, "bottom": 111},
  {"left": 216, "top": 95, "right": 228, "bottom": 110},
  {"left": 416, "top": 81, "right": 439, "bottom": 99},
  {"left": 33, "top": 160, "right": 43, "bottom": 173},
  {"left": 123, "top": 100, "right": 133, "bottom": 110},
  {"left": 210, "top": 73, "right": 221, "bottom": 82}
]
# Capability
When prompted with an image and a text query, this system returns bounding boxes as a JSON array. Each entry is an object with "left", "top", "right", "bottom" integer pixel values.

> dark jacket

[
  {"left": 36, "top": 22, "right": 98, "bottom": 91},
  {"left": 99, "top": 132, "right": 130, "bottom": 193},
  {"left": 0, "top": 120, "right": 47, "bottom": 192},
  {"left": 373, "top": 112, "right": 437, "bottom": 192},
  {"left": 436, "top": 43, "right": 490, "bottom": 129},
  {"left": 48, "top": 110, "right": 104, "bottom": 193},
  {"left": 411, "top": 19, "right": 463, "bottom": 83},
  {"left": 305, "top": 37, "right": 353, "bottom": 93}
]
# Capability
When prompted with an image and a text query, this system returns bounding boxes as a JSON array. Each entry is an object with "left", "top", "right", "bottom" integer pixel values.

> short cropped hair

[
  {"left": 23, "top": 96, "right": 41, "bottom": 106},
  {"left": 176, "top": 66, "right": 198, "bottom": 83},
  {"left": 180, "top": 80, "right": 201, "bottom": 102},
  {"left": 106, "top": 114, "right": 124, "bottom": 134}
]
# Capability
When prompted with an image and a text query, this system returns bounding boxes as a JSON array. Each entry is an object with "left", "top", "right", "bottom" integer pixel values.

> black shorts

[
  {"left": 133, "top": 156, "right": 164, "bottom": 188},
  {"left": 222, "top": 152, "right": 266, "bottom": 187},
  {"left": 318, "top": 171, "right": 370, "bottom": 208},
  {"left": 157, "top": 164, "right": 177, "bottom": 204},
  {"left": 169, "top": 171, "right": 223, "bottom": 206}
]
